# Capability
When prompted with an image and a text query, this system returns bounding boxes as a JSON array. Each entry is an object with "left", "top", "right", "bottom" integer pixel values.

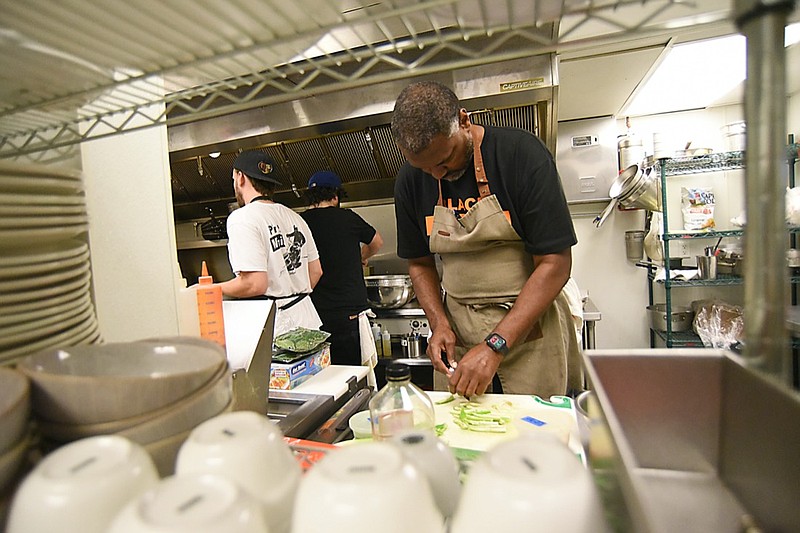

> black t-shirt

[
  {"left": 301, "top": 206, "right": 377, "bottom": 319},
  {"left": 394, "top": 125, "right": 577, "bottom": 259}
]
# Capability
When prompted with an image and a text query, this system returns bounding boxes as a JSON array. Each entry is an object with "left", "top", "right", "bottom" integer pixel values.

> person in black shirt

[
  {"left": 301, "top": 171, "right": 384, "bottom": 366},
  {"left": 391, "top": 81, "right": 581, "bottom": 398}
]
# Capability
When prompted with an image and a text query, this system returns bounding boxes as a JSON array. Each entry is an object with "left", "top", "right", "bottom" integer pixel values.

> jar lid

[{"left": 386, "top": 362, "right": 411, "bottom": 380}]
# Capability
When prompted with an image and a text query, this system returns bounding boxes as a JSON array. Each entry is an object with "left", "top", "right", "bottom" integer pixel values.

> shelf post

[{"left": 735, "top": 0, "right": 795, "bottom": 384}]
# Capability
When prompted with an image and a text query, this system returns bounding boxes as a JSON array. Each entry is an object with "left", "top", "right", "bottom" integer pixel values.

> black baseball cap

[{"left": 233, "top": 151, "right": 283, "bottom": 185}]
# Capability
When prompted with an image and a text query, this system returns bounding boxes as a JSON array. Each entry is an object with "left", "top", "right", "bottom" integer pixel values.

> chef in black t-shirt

[
  {"left": 301, "top": 171, "right": 384, "bottom": 367},
  {"left": 391, "top": 81, "right": 582, "bottom": 398}
]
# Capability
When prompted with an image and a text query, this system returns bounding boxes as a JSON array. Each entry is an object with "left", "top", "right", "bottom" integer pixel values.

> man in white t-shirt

[{"left": 219, "top": 150, "right": 323, "bottom": 335}]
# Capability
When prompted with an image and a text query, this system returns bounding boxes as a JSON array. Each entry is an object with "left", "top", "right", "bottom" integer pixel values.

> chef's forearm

[
  {"left": 492, "top": 249, "right": 572, "bottom": 348},
  {"left": 361, "top": 231, "right": 384, "bottom": 263},
  {"left": 407, "top": 256, "right": 450, "bottom": 331},
  {"left": 219, "top": 271, "right": 268, "bottom": 298}
]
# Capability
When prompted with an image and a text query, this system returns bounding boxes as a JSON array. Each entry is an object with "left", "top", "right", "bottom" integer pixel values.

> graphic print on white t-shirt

[
  {"left": 267, "top": 223, "right": 306, "bottom": 273},
  {"left": 283, "top": 225, "right": 305, "bottom": 272}
]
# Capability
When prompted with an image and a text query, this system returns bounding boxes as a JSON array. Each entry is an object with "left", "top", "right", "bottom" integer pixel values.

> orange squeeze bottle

[{"left": 196, "top": 261, "right": 226, "bottom": 347}]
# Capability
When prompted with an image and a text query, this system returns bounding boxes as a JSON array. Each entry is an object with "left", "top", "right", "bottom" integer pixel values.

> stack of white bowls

[
  {"left": 450, "top": 433, "right": 609, "bottom": 533},
  {"left": 175, "top": 411, "right": 301, "bottom": 533},
  {"left": 0, "top": 161, "right": 100, "bottom": 365},
  {"left": 292, "top": 440, "right": 445, "bottom": 533},
  {"left": 17, "top": 338, "right": 232, "bottom": 475},
  {"left": 7, "top": 435, "right": 160, "bottom": 533}
]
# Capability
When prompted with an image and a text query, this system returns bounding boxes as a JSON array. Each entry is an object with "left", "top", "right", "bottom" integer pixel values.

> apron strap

[
  {"left": 269, "top": 293, "right": 309, "bottom": 311},
  {"left": 471, "top": 127, "right": 490, "bottom": 199}
]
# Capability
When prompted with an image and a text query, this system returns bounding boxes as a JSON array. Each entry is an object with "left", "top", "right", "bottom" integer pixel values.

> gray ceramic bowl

[
  {"left": 18, "top": 339, "right": 226, "bottom": 425},
  {"left": 0, "top": 367, "right": 30, "bottom": 456},
  {"left": 36, "top": 365, "right": 231, "bottom": 445}
]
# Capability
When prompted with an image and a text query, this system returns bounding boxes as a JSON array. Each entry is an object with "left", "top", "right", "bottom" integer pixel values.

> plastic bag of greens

[{"left": 274, "top": 327, "right": 331, "bottom": 353}]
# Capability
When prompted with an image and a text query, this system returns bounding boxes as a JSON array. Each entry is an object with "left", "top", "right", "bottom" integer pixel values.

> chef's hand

[
  {"left": 448, "top": 344, "right": 502, "bottom": 397},
  {"left": 427, "top": 325, "right": 457, "bottom": 376}
]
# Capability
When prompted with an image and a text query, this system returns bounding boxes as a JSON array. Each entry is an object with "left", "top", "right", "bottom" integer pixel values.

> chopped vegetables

[
  {"left": 434, "top": 394, "right": 456, "bottom": 405},
  {"left": 449, "top": 400, "right": 513, "bottom": 433},
  {"left": 434, "top": 423, "right": 448, "bottom": 437},
  {"left": 274, "top": 327, "right": 330, "bottom": 353}
]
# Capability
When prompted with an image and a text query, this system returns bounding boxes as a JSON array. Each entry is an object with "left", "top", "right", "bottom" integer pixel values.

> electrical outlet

[{"left": 671, "top": 239, "right": 689, "bottom": 258}]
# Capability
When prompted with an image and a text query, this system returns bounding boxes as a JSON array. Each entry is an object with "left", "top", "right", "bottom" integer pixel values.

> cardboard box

[{"left": 269, "top": 343, "right": 331, "bottom": 390}]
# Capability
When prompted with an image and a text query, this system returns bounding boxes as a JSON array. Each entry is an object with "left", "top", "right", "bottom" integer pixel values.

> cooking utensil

[
  {"left": 593, "top": 197, "right": 618, "bottom": 228},
  {"left": 364, "top": 275, "right": 415, "bottom": 309},
  {"left": 401, "top": 333, "right": 427, "bottom": 358},
  {"left": 647, "top": 304, "right": 694, "bottom": 332},
  {"left": 608, "top": 164, "right": 643, "bottom": 200},
  {"left": 619, "top": 169, "right": 661, "bottom": 211}
]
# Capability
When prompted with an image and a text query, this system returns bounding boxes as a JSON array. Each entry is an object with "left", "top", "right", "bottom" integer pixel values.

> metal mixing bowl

[{"left": 364, "top": 275, "right": 415, "bottom": 309}]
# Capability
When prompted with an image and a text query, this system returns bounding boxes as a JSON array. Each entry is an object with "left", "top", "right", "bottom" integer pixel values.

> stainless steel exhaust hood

[{"left": 168, "top": 55, "right": 558, "bottom": 222}]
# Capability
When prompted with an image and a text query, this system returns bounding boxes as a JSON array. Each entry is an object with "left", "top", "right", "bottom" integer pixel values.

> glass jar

[{"left": 368, "top": 362, "right": 435, "bottom": 440}]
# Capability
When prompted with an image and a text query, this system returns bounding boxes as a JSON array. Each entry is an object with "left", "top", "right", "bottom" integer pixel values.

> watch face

[{"left": 486, "top": 333, "right": 507, "bottom": 353}]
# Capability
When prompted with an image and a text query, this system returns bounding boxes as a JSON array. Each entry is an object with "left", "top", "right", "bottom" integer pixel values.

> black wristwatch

[{"left": 484, "top": 332, "right": 509, "bottom": 356}]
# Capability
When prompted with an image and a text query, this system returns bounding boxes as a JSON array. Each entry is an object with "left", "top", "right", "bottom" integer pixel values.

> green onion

[
  {"left": 435, "top": 394, "right": 456, "bottom": 405},
  {"left": 448, "top": 401, "right": 513, "bottom": 433}
]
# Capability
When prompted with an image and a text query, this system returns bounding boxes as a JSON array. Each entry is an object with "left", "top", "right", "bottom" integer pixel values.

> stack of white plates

[{"left": 0, "top": 161, "right": 100, "bottom": 365}]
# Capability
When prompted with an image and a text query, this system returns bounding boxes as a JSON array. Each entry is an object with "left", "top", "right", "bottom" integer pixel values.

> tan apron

[{"left": 429, "top": 128, "right": 582, "bottom": 397}]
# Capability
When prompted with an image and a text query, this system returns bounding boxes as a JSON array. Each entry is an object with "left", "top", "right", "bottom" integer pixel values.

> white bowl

[
  {"left": 390, "top": 430, "right": 461, "bottom": 518},
  {"left": 292, "top": 441, "right": 443, "bottom": 533},
  {"left": 7, "top": 435, "right": 159, "bottom": 533},
  {"left": 18, "top": 339, "right": 226, "bottom": 425},
  {"left": 450, "top": 434, "right": 609, "bottom": 533},
  {"left": 176, "top": 411, "right": 300, "bottom": 533},
  {"left": 0, "top": 367, "right": 29, "bottom": 455},
  {"left": 108, "top": 474, "right": 269, "bottom": 533},
  {"left": 36, "top": 364, "right": 231, "bottom": 444}
]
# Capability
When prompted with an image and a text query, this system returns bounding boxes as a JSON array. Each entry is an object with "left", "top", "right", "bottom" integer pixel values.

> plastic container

[
  {"left": 196, "top": 261, "right": 226, "bottom": 347},
  {"left": 176, "top": 278, "right": 200, "bottom": 337},
  {"left": 381, "top": 328, "right": 392, "bottom": 358},
  {"left": 347, "top": 410, "right": 372, "bottom": 439},
  {"left": 368, "top": 363, "right": 434, "bottom": 440},
  {"left": 722, "top": 121, "right": 746, "bottom": 151},
  {"left": 371, "top": 323, "right": 382, "bottom": 357}
]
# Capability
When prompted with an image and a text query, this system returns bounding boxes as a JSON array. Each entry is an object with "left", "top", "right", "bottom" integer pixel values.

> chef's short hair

[{"left": 391, "top": 81, "right": 460, "bottom": 154}]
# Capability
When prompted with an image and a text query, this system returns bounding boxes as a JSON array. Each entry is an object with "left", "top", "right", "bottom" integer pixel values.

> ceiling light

[
  {"left": 622, "top": 34, "right": 746, "bottom": 117},
  {"left": 786, "top": 22, "right": 800, "bottom": 47},
  {"left": 623, "top": 23, "right": 799, "bottom": 118},
  {"left": 209, "top": 151, "right": 221, "bottom": 158}
]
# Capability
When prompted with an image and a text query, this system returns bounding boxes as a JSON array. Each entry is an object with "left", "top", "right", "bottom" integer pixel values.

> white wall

[{"left": 81, "top": 103, "right": 184, "bottom": 342}]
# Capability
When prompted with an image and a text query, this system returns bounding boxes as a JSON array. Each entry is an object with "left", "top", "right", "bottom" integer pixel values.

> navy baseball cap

[
  {"left": 233, "top": 151, "right": 283, "bottom": 185},
  {"left": 308, "top": 170, "right": 342, "bottom": 189}
]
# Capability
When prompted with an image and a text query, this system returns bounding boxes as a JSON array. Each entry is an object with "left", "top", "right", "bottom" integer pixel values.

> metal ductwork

[{"left": 168, "top": 55, "right": 558, "bottom": 223}]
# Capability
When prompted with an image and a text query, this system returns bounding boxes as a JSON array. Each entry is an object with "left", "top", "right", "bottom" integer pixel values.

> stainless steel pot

[
  {"left": 609, "top": 164, "right": 662, "bottom": 212},
  {"left": 647, "top": 304, "right": 694, "bottom": 332},
  {"left": 364, "top": 275, "right": 415, "bottom": 309}
]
